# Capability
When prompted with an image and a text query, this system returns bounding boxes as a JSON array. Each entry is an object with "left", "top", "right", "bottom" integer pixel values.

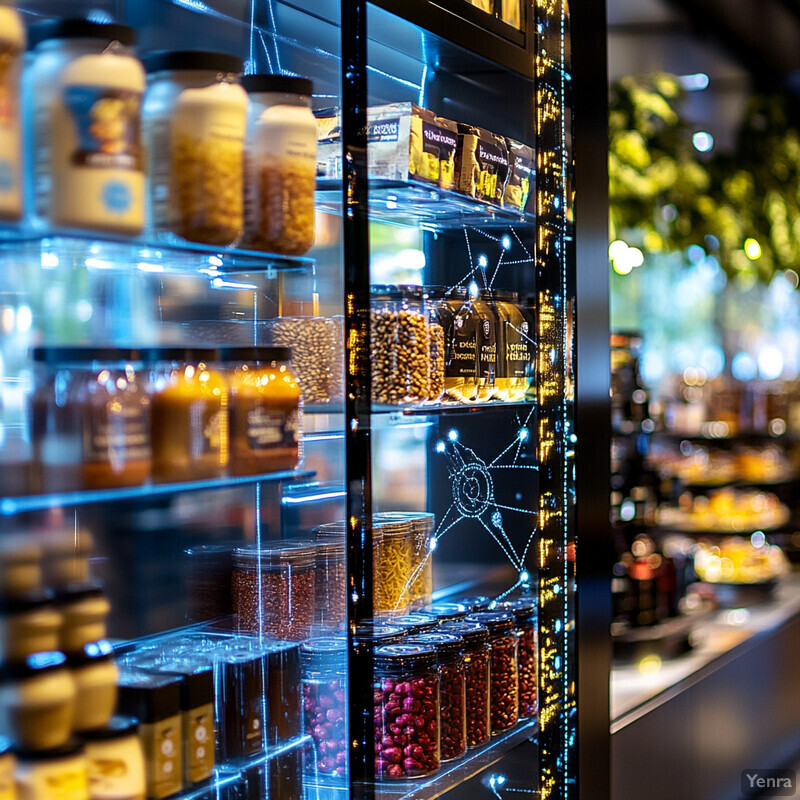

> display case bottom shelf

[{"left": 305, "top": 719, "right": 538, "bottom": 800}]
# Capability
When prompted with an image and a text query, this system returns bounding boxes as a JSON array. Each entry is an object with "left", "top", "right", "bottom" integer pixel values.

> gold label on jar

[
  {"left": 245, "top": 408, "right": 297, "bottom": 450},
  {"left": 84, "top": 405, "right": 150, "bottom": 464},
  {"left": 140, "top": 717, "right": 182, "bottom": 800},
  {"left": 185, "top": 704, "right": 214, "bottom": 784},
  {"left": 22, "top": 761, "right": 88, "bottom": 800},
  {"left": 87, "top": 754, "right": 144, "bottom": 800},
  {"left": 449, "top": 316, "right": 478, "bottom": 379}
]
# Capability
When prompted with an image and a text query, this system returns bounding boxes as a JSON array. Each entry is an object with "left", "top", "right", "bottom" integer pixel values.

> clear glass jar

[
  {"left": 270, "top": 316, "right": 344, "bottom": 405},
  {"left": 231, "top": 540, "right": 316, "bottom": 641},
  {"left": 419, "top": 603, "right": 469, "bottom": 623},
  {"left": 466, "top": 611, "right": 518, "bottom": 733},
  {"left": 313, "top": 523, "right": 347, "bottom": 633},
  {"left": 440, "top": 621, "right": 491, "bottom": 747},
  {"left": 30, "top": 347, "right": 151, "bottom": 492},
  {"left": 373, "top": 511, "right": 433, "bottom": 609},
  {"left": 183, "top": 543, "right": 235, "bottom": 623},
  {"left": 407, "top": 633, "right": 465, "bottom": 761},
  {"left": 147, "top": 347, "right": 228, "bottom": 482},
  {"left": 430, "top": 287, "right": 480, "bottom": 402},
  {"left": 373, "top": 644, "right": 440, "bottom": 780},
  {"left": 372, "top": 517, "right": 413, "bottom": 616},
  {"left": 242, "top": 75, "right": 317, "bottom": 255},
  {"left": 473, "top": 290, "right": 499, "bottom": 401},
  {"left": 424, "top": 293, "right": 445, "bottom": 403},
  {"left": 25, "top": 20, "right": 145, "bottom": 234},
  {"left": 370, "top": 286, "right": 430, "bottom": 405},
  {"left": 495, "top": 291, "right": 535, "bottom": 401},
  {"left": 0, "top": 6, "right": 24, "bottom": 221},
  {"left": 498, "top": 598, "right": 537, "bottom": 718},
  {"left": 300, "top": 637, "right": 347, "bottom": 778},
  {"left": 385, "top": 614, "right": 439, "bottom": 635},
  {"left": 142, "top": 50, "right": 247, "bottom": 246},
  {"left": 221, "top": 347, "right": 302, "bottom": 476}
]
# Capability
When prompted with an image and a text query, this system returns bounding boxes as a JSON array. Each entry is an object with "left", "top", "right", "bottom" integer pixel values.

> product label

[
  {"left": 477, "top": 313, "right": 496, "bottom": 382},
  {"left": 29, "top": 761, "right": 89, "bottom": 800},
  {"left": 447, "top": 313, "right": 478, "bottom": 379},
  {"left": 368, "top": 117, "right": 401, "bottom": 143},
  {"left": 87, "top": 750, "right": 145, "bottom": 800},
  {"left": 504, "top": 142, "right": 535, "bottom": 212},
  {"left": 201, "top": 407, "right": 224, "bottom": 456},
  {"left": 476, "top": 139, "right": 509, "bottom": 202},
  {"left": 140, "top": 717, "right": 182, "bottom": 800},
  {"left": 505, "top": 319, "right": 532, "bottom": 378},
  {"left": 84, "top": 401, "right": 151, "bottom": 465},
  {"left": 63, "top": 87, "right": 142, "bottom": 173},
  {"left": 246, "top": 407, "right": 298, "bottom": 450},
  {"left": 186, "top": 704, "right": 215, "bottom": 783}
]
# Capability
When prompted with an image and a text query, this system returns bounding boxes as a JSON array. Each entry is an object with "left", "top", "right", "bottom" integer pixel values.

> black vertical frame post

[{"left": 341, "top": 0, "right": 375, "bottom": 796}]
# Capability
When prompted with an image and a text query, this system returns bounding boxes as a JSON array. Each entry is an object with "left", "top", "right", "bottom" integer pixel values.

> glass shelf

[
  {"left": 0, "top": 469, "right": 315, "bottom": 515},
  {"left": 316, "top": 178, "right": 534, "bottom": 229},
  {"left": 305, "top": 399, "right": 535, "bottom": 417},
  {"left": 0, "top": 227, "right": 315, "bottom": 274}
]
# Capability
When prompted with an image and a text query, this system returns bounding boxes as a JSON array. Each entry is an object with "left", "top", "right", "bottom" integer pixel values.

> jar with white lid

[
  {"left": 25, "top": 19, "right": 145, "bottom": 234},
  {"left": 242, "top": 74, "right": 316, "bottom": 255},
  {"left": 0, "top": 4, "right": 24, "bottom": 222},
  {"left": 142, "top": 50, "right": 247, "bottom": 246}
]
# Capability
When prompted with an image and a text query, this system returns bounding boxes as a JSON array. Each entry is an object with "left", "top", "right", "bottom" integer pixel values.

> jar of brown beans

[
  {"left": 497, "top": 598, "right": 537, "bottom": 718},
  {"left": 465, "top": 611, "right": 518, "bottom": 733},
  {"left": 406, "top": 633, "right": 466, "bottom": 761},
  {"left": 231, "top": 540, "right": 315, "bottom": 641},
  {"left": 440, "top": 621, "right": 491, "bottom": 748},
  {"left": 373, "top": 644, "right": 440, "bottom": 780}
]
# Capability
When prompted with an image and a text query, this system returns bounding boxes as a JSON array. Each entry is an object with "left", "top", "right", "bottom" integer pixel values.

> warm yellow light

[
  {"left": 744, "top": 238, "right": 762, "bottom": 260},
  {"left": 638, "top": 655, "right": 662, "bottom": 675},
  {"left": 613, "top": 260, "right": 633, "bottom": 275}
]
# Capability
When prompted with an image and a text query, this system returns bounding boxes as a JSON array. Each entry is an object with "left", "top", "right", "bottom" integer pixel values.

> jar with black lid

[
  {"left": 406, "top": 632, "right": 465, "bottom": 761},
  {"left": 497, "top": 598, "right": 537, "bottom": 718},
  {"left": 386, "top": 614, "right": 438, "bottom": 635},
  {"left": 465, "top": 611, "right": 518, "bottom": 733},
  {"left": 300, "top": 638, "right": 346, "bottom": 778},
  {"left": 440, "top": 621, "right": 491, "bottom": 747},
  {"left": 373, "top": 644, "right": 440, "bottom": 780},
  {"left": 353, "top": 623, "right": 406, "bottom": 657},
  {"left": 30, "top": 347, "right": 151, "bottom": 492},
  {"left": 419, "top": 603, "right": 469, "bottom": 623}
]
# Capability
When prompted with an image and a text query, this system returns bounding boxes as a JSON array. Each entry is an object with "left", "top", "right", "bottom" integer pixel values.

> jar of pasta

[
  {"left": 242, "top": 74, "right": 316, "bottom": 255},
  {"left": 372, "top": 517, "right": 412, "bottom": 617},
  {"left": 0, "top": 5, "right": 24, "bottom": 221},
  {"left": 147, "top": 347, "right": 228, "bottom": 482},
  {"left": 142, "top": 50, "right": 246, "bottom": 246},
  {"left": 221, "top": 347, "right": 301, "bottom": 475},
  {"left": 26, "top": 20, "right": 145, "bottom": 234}
]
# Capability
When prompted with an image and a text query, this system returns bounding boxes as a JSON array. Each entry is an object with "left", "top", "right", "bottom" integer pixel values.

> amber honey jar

[
  {"left": 30, "top": 347, "right": 151, "bottom": 492},
  {"left": 147, "top": 348, "right": 228, "bottom": 482},
  {"left": 220, "top": 347, "right": 301, "bottom": 476}
]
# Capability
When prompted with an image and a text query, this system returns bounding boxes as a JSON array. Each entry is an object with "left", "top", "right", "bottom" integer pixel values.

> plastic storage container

[
  {"left": 147, "top": 347, "right": 228, "bottom": 482},
  {"left": 407, "top": 633, "right": 466, "bottom": 761},
  {"left": 440, "top": 621, "right": 491, "bottom": 747},
  {"left": 312, "top": 523, "right": 347, "bottom": 633},
  {"left": 222, "top": 347, "right": 302, "bottom": 475},
  {"left": 26, "top": 20, "right": 145, "bottom": 234},
  {"left": 498, "top": 598, "right": 537, "bottom": 717},
  {"left": 30, "top": 347, "right": 151, "bottom": 493},
  {"left": 300, "top": 638, "right": 346, "bottom": 777},
  {"left": 372, "top": 517, "right": 413, "bottom": 616},
  {"left": 370, "top": 286, "right": 430, "bottom": 405},
  {"left": 242, "top": 74, "right": 317, "bottom": 255},
  {"left": 231, "top": 541, "right": 316, "bottom": 641},
  {"left": 465, "top": 611, "right": 519, "bottom": 733},
  {"left": 0, "top": 5, "right": 24, "bottom": 221},
  {"left": 142, "top": 50, "right": 247, "bottom": 245},
  {"left": 373, "top": 644, "right": 440, "bottom": 780}
]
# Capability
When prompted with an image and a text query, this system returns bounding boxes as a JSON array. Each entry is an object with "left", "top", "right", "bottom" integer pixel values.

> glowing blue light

[
  {"left": 520, "top": 570, "right": 529, "bottom": 582},
  {"left": 751, "top": 531, "right": 766, "bottom": 548},
  {"left": 492, "top": 511, "right": 503, "bottom": 527},
  {"left": 693, "top": 131, "right": 714, "bottom": 153},
  {"left": 518, "top": 428, "right": 529, "bottom": 442},
  {"left": 502, "top": 236, "right": 512, "bottom": 250},
  {"left": 553, "top": 196, "right": 560, "bottom": 209},
  {"left": 448, "top": 429, "right": 459, "bottom": 442},
  {"left": 555, "top": 619, "right": 562, "bottom": 633},
  {"left": 554, "top": 583, "right": 561, "bottom": 594},
  {"left": 435, "top": 441, "right": 446, "bottom": 453},
  {"left": 679, "top": 72, "right": 709, "bottom": 91},
  {"left": 478, "top": 254, "right": 488, "bottom": 268},
  {"left": 429, "top": 537, "right": 438, "bottom": 551},
  {"left": 208, "top": 255, "right": 223, "bottom": 267},
  {"left": 468, "top": 281, "right": 479, "bottom": 298}
]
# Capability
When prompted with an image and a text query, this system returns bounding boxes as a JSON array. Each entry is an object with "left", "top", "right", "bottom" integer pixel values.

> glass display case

[{"left": 0, "top": 1, "right": 609, "bottom": 799}]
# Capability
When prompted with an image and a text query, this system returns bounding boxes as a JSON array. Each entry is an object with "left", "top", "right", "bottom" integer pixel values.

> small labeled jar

[
  {"left": 116, "top": 672, "right": 183, "bottom": 800},
  {"left": 300, "top": 638, "right": 346, "bottom": 777},
  {"left": 142, "top": 50, "right": 247, "bottom": 246},
  {"left": 472, "top": 290, "right": 498, "bottom": 402},
  {"left": 440, "top": 622, "right": 490, "bottom": 747},
  {"left": 69, "top": 640, "right": 118, "bottom": 733},
  {"left": 466, "top": 612, "right": 518, "bottom": 733},
  {"left": 0, "top": 740, "right": 14, "bottom": 800},
  {"left": 57, "top": 586, "right": 110, "bottom": 655},
  {"left": 147, "top": 347, "right": 228, "bottom": 482},
  {"left": 81, "top": 716, "right": 146, "bottom": 800},
  {"left": 495, "top": 291, "right": 534, "bottom": 401},
  {"left": 385, "top": 614, "right": 438, "bottom": 635},
  {"left": 0, "top": 594, "right": 62, "bottom": 662},
  {"left": 313, "top": 523, "right": 347, "bottom": 633},
  {"left": 419, "top": 603, "right": 469, "bottom": 623},
  {"left": 498, "top": 598, "right": 537, "bottom": 718},
  {"left": 26, "top": 20, "right": 145, "bottom": 234},
  {"left": 423, "top": 293, "right": 445, "bottom": 403},
  {"left": 0, "top": 539, "right": 42, "bottom": 600},
  {"left": 406, "top": 633, "right": 465, "bottom": 761},
  {"left": 373, "top": 644, "right": 440, "bottom": 780},
  {"left": 0, "top": 652, "right": 75, "bottom": 752},
  {"left": 30, "top": 347, "right": 151, "bottom": 493},
  {"left": 0, "top": 5, "right": 24, "bottom": 222},
  {"left": 370, "top": 286, "right": 430, "bottom": 406},
  {"left": 431, "top": 288, "right": 480, "bottom": 402},
  {"left": 242, "top": 74, "right": 317, "bottom": 255},
  {"left": 372, "top": 517, "right": 413, "bottom": 617},
  {"left": 222, "top": 347, "right": 302, "bottom": 476},
  {"left": 14, "top": 742, "right": 88, "bottom": 800},
  {"left": 231, "top": 540, "right": 316, "bottom": 641}
]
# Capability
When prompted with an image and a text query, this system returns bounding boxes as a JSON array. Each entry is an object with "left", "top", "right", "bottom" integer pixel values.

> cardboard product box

[
  {"left": 367, "top": 103, "right": 458, "bottom": 190},
  {"left": 316, "top": 108, "right": 341, "bottom": 180},
  {"left": 501, "top": 0, "right": 522, "bottom": 28},
  {"left": 468, "top": 0, "right": 495, "bottom": 13},
  {"left": 454, "top": 124, "right": 510, "bottom": 204},
  {"left": 503, "top": 139, "right": 535, "bottom": 212}
]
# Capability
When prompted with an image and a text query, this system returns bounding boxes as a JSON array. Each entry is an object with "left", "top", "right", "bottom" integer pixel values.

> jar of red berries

[{"left": 498, "top": 598, "right": 537, "bottom": 718}]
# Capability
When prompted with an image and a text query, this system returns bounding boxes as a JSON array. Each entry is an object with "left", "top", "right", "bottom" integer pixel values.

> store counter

[{"left": 611, "top": 573, "right": 800, "bottom": 800}]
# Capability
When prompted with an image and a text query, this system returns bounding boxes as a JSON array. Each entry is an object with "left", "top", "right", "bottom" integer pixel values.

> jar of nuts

[
  {"left": 142, "top": 50, "right": 247, "bottom": 246},
  {"left": 242, "top": 75, "right": 317, "bottom": 255},
  {"left": 373, "top": 644, "right": 440, "bottom": 780},
  {"left": 497, "top": 598, "right": 537, "bottom": 718},
  {"left": 465, "top": 611, "right": 519, "bottom": 733},
  {"left": 370, "top": 286, "right": 431, "bottom": 406}
]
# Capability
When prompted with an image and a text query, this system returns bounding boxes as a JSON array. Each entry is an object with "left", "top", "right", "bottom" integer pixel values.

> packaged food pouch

[
  {"left": 503, "top": 139, "right": 534, "bottom": 212},
  {"left": 454, "top": 124, "right": 510, "bottom": 204}
]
